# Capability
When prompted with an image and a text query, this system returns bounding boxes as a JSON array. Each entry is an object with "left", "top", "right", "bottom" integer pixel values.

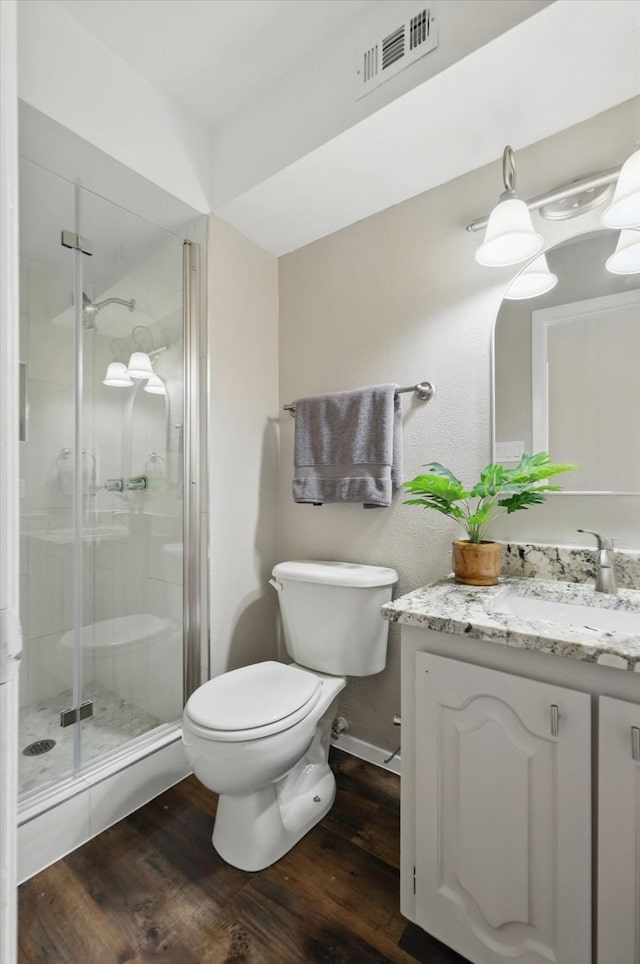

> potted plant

[{"left": 403, "top": 452, "right": 576, "bottom": 586}]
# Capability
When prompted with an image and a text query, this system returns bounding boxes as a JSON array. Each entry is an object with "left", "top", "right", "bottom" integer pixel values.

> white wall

[
  {"left": 210, "top": 0, "right": 550, "bottom": 208},
  {"left": 278, "top": 97, "right": 640, "bottom": 750},
  {"left": 208, "top": 216, "right": 280, "bottom": 677},
  {"left": 17, "top": 0, "right": 211, "bottom": 214}
]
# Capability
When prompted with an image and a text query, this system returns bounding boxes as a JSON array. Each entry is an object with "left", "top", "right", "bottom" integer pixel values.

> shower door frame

[{"left": 183, "top": 239, "right": 204, "bottom": 704}]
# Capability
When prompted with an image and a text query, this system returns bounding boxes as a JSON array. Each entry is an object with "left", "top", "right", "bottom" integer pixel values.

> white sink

[{"left": 495, "top": 591, "right": 640, "bottom": 635}]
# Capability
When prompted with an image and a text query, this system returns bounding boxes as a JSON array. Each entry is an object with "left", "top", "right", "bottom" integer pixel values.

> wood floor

[{"left": 18, "top": 749, "right": 470, "bottom": 963}]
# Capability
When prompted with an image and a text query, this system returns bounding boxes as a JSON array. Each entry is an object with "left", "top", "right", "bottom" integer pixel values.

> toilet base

[
  {"left": 213, "top": 766, "right": 335, "bottom": 871},
  {"left": 212, "top": 718, "right": 337, "bottom": 871}
]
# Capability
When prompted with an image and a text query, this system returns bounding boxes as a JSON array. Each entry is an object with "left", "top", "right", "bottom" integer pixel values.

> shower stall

[{"left": 16, "top": 138, "right": 206, "bottom": 837}]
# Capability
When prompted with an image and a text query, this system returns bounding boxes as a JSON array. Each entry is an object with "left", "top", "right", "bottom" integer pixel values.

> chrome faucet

[{"left": 577, "top": 529, "right": 618, "bottom": 594}]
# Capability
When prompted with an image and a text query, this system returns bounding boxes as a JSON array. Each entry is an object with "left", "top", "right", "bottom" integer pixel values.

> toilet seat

[{"left": 184, "top": 661, "right": 322, "bottom": 743}]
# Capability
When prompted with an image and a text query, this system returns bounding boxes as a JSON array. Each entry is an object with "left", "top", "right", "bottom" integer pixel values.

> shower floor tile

[{"left": 19, "top": 681, "right": 162, "bottom": 797}]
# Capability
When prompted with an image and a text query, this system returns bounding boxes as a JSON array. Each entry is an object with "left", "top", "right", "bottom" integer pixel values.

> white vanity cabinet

[
  {"left": 399, "top": 624, "right": 640, "bottom": 964},
  {"left": 598, "top": 696, "right": 640, "bottom": 964},
  {"left": 412, "top": 652, "right": 591, "bottom": 964}
]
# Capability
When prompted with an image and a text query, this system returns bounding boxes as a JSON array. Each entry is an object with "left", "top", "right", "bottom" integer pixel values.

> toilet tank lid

[{"left": 272, "top": 561, "right": 398, "bottom": 588}]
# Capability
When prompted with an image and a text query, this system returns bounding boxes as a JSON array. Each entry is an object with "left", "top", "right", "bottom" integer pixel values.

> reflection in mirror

[
  {"left": 125, "top": 376, "right": 169, "bottom": 482},
  {"left": 494, "top": 230, "right": 640, "bottom": 493}
]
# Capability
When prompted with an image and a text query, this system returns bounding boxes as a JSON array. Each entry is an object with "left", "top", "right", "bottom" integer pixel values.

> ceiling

[
  {"left": 48, "top": 0, "right": 640, "bottom": 256},
  {"left": 216, "top": 0, "right": 640, "bottom": 254},
  {"left": 54, "top": 0, "right": 372, "bottom": 130}
]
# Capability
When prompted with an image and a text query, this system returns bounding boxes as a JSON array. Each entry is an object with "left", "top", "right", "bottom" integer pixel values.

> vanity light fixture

[
  {"left": 474, "top": 146, "right": 544, "bottom": 267},
  {"left": 504, "top": 253, "right": 558, "bottom": 300},
  {"left": 103, "top": 325, "right": 171, "bottom": 386},
  {"left": 605, "top": 229, "right": 640, "bottom": 275},
  {"left": 126, "top": 351, "right": 154, "bottom": 379},
  {"left": 602, "top": 148, "right": 640, "bottom": 229},
  {"left": 143, "top": 374, "right": 166, "bottom": 395},
  {"left": 103, "top": 361, "right": 133, "bottom": 387}
]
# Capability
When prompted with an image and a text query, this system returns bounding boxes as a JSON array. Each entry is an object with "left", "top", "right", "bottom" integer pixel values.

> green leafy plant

[{"left": 403, "top": 452, "right": 576, "bottom": 544}]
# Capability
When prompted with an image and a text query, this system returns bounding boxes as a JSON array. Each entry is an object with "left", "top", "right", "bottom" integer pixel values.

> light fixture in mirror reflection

[
  {"left": 504, "top": 253, "right": 558, "bottom": 301},
  {"left": 493, "top": 229, "right": 640, "bottom": 494},
  {"left": 602, "top": 148, "right": 640, "bottom": 229}
]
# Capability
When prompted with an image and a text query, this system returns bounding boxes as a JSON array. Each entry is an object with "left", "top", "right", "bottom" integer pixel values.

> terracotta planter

[{"left": 452, "top": 539, "right": 502, "bottom": 586}]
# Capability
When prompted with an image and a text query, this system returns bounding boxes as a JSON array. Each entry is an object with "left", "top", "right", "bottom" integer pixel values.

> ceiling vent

[{"left": 355, "top": 7, "right": 438, "bottom": 100}]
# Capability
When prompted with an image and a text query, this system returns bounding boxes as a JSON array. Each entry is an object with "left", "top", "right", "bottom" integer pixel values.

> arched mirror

[{"left": 493, "top": 229, "right": 640, "bottom": 494}]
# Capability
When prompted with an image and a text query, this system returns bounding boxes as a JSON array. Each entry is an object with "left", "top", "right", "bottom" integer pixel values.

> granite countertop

[{"left": 382, "top": 575, "right": 640, "bottom": 672}]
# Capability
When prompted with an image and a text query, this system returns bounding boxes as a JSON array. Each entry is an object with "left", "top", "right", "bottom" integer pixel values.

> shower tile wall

[{"left": 19, "top": 231, "right": 184, "bottom": 788}]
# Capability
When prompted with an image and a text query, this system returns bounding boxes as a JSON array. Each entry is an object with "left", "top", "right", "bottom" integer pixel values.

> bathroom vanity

[{"left": 384, "top": 554, "right": 640, "bottom": 964}]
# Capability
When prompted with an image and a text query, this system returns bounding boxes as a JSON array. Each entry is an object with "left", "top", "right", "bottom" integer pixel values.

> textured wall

[
  {"left": 278, "top": 97, "right": 640, "bottom": 750},
  {"left": 208, "top": 216, "right": 281, "bottom": 677}
]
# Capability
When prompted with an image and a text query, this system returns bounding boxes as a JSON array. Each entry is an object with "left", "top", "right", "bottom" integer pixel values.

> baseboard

[{"left": 331, "top": 733, "right": 401, "bottom": 776}]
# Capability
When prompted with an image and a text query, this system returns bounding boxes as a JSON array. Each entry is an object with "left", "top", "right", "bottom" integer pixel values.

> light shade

[
  {"left": 144, "top": 374, "right": 166, "bottom": 395},
  {"left": 475, "top": 197, "right": 544, "bottom": 267},
  {"left": 605, "top": 230, "right": 640, "bottom": 275},
  {"left": 504, "top": 253, "right": 558, "bottom": 300},
  {"left": 103, "top": 362, "right": 133, "bottom": 387},
  {"left": 127, "top": 351, "right": 154, "bottom": 379},
  {"left": 602, "top": 149, "right": 640, "bottom": 228}
]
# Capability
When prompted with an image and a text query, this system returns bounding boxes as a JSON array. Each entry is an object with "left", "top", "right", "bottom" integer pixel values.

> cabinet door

[
  {"left": 414, "top": 653, "right": 591, "bottom": 964},
  {"left": 598, "top": 695, "right": 640, "bottom": 964}
]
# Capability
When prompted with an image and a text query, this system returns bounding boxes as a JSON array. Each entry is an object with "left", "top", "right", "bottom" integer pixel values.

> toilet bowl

[
  {"left": 182, "top": 560, "right": 398, "bottom": 871},
  {"left": 183, "top": 661, "right": 345, "bottom": 870}
]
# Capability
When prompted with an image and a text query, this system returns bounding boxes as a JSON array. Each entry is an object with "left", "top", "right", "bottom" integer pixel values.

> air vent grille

[
  {"left": 355, "top": 7, "right": 438, "bottom": 100},
  {"left": 410, "top": 9, "right": 429, "bottom": 49},
  {"left": 362, "top": 45, "right": 379, "bottom": 84},
  {"left": 382, "top": 26, "right": 405, "bottom": 70}
]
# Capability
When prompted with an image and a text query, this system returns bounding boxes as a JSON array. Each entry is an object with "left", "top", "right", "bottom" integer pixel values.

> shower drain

[{"left": 23, "top": 739, "right": 56, "bottom": 757}]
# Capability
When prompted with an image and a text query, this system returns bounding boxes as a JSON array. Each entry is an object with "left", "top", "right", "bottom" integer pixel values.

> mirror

[{"left": 493, "top": 229, "right": 640, "bottom": 493}]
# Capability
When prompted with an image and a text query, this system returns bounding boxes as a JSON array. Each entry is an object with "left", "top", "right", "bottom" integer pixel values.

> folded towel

[{"left": 292, "top": 383, "right": 403, "bottom": 507}]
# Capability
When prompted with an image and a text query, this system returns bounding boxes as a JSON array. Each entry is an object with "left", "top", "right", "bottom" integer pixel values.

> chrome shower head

[
  {"left": 82, "top": 292, "right": 99, "bottom": 330},
  {"left": 81, "top": 293, "right": 136, "bottom": 330}
]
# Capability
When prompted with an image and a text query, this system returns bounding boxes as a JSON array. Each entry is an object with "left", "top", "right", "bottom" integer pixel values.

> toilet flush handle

[{"left": 269, "top": 578, "right": 283, "bottom": 592}]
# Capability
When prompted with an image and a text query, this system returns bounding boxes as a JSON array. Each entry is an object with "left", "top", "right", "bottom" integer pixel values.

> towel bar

[{"left": 283, "top": 381, "right": 435, "bottom": 416}]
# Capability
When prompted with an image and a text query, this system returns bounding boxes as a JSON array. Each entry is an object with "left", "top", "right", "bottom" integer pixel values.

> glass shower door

[
  {"left": 75, "top": 185, "right": 185, "bottom": 770},
  {"left": 18, "top": 159, "right": 79, "bottom": 794},
  {"left": 18, "top": 158, "right": 186, "bottom": 796}
]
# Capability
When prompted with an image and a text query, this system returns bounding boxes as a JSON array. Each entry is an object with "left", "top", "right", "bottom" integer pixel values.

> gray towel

[{"left": 292, "top": 383, "right": 403, "bottom": 507}]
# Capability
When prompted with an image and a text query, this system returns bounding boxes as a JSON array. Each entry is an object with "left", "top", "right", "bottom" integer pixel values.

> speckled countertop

[{"left": 382, "top": 574, "right": 640, "bottom": 672}]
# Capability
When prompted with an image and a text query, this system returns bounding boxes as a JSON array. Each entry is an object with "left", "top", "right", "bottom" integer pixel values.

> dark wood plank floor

[{"left": 19, "top": 749, "right": 470, "bottom": 963}]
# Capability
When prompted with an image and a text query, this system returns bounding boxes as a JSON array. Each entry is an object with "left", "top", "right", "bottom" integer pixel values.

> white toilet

[{"left": 182, "top": 560, "right": 398, "bottom": 871}]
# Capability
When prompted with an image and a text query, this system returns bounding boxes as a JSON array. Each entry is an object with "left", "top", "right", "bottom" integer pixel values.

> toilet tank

[{"left": 271, "top": 561, "right": 398, "bottom": 676}]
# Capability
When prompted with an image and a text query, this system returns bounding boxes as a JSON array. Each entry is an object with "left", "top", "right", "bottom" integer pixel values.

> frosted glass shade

[
  {"left": 605, "top": 230, "right": 640, "bottom": 274},
  {"left": 127, "top": 351, "right": 154, "bottom": 379},
  {"left": 504, "top": 254, "right": 558, "bottom": 300},
  {"left": 475, "top": 197, "right": 544, "bottom": 267},
  {"left": 103, "top": 362, "right": 133, "bottom": 387},
  {"left": 144, "top": 374, "right": 166, "bottom": 395},
  {"left": 602, "top": 149, "right": 640, "bottom": 228}
]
